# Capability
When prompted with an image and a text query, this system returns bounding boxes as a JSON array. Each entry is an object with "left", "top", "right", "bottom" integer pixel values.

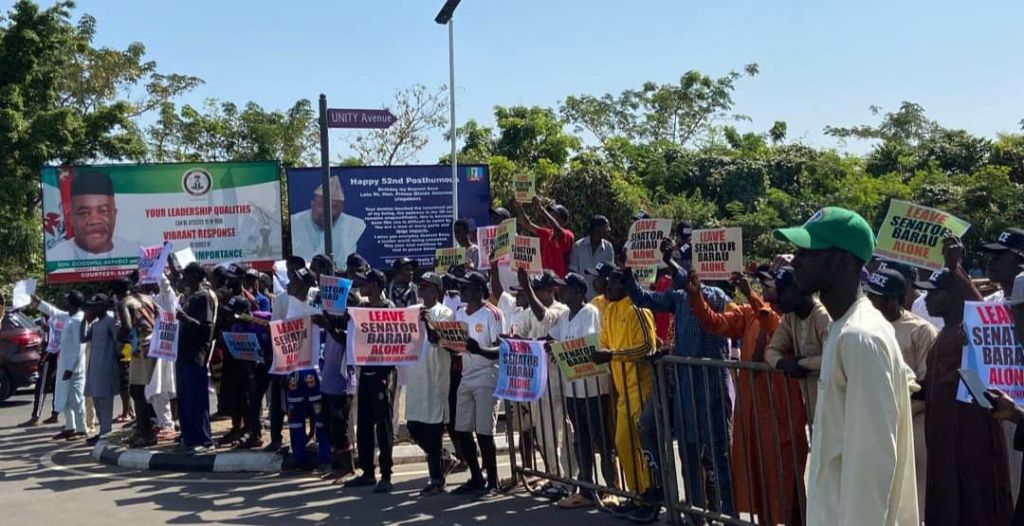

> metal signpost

[{"left": 317, "top": 95, "right": 397, "bottom": 258}]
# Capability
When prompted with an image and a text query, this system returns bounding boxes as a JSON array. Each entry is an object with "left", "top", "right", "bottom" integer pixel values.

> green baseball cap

[{"left": 774, "top": 207, "right": 876, "bottom": 263}]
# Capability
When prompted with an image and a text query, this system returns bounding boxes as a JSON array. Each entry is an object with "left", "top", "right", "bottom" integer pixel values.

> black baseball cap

[
  {"left": 875, "top": 259, "right": 917, "bottom": 283},
  {"left": 84, "top": 293, "right": 110, "bottom": 307},
  {"left": 227, "top": 296, "right": 252, "bottom": 314},
  {"left": 532, "top": 270, "right": 567, "bottom": 290},
  {"left": 676, "top": 221, "right": 694, "bottom": 237},
  {"left": 914, "top": 269, "right": 952, "bottom": 291},
  {"left": 294, "top": 267, "right": 317, "bottom": 287},
  {"left": 585, "top": 261, "right": 619, "bottom": 278},
  {"left": 762, "top": 266, "right": 797, "bottom": 291},
  {"left": 392, "top": 257, "right": 418, "bottom": 271},
  {"left": 354, "top": 268, "right": 387, "bottom": 287},
  {"left": 182, "top": 262, "right": 207, "bottom": 278},
  {"left": 549, "top": 204, "right": 569, "bottom": 220},
  {"left": 449, "top": 270, "right": 488, "bottom": 288},
  {"left": 415, "top": 272, "right": 444, "bottom": 291},
  {"left": 983, "top": 228, "right": 1024, "bottom": 258},
  {"left": 564, "top": 273, "right": 588, "bottom": 294},
  {"left": 111, "top": 277, "right": 132, "bottom": 295},
  {"left": 243, "top": 268, "right": 261, "bottom": 280},
  {"left": 346, "top": 253, "right": 369, "bottom": 272},
  {"left": 865, "top": 268, "right": 908, "bottom": 297},
  {"left": 632, "top": 211, "right": 651, "bottom": 221},
  {"left": 65, "top": 291, "right": 85, "bottom": 308}
]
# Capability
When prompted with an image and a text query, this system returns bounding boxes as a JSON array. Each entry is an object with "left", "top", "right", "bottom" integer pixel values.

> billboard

[
  {"left": 42, "top": 162, "right": 283, "bottom": 283},
  {"left": 286, "top": 165, "right": 490, "bottom": 270}
]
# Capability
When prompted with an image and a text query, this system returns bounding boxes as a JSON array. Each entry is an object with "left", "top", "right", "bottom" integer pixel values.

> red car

[{"left": 0, "top": 311, "right": 43, "bottom": 401}]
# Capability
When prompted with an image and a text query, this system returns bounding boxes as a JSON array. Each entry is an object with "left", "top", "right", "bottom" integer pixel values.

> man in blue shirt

[{"left": 626, "top": 238, "right": 734, "bottom": 523}]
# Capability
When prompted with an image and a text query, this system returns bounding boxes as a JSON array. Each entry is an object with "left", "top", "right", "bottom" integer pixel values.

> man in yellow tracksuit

[{"left": 592, "top": 265, "right": 657, "bottom": 519}]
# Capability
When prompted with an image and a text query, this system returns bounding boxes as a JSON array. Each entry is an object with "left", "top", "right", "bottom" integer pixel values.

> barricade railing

[{"left": 504, "top": 353, "right": 813, "bottom": 526}]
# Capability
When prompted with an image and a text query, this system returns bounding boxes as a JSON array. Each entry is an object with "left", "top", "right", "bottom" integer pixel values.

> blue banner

[
  {"left": 494, "top": 338, "right": 548, "bottom": 402},
  {"left": 223, "top": 332, "right": 263, "bottom": 362},
  {"left": 286, "top": 165, "right": 491, "bottom": 270},
  {"left": 319, "top": 275, "right": 353, "bottom": 315}
]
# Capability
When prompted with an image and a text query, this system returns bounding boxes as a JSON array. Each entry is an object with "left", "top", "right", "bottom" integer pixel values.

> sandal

[{"left": 557, "top": 494, "right": 595, "bottom": 509}]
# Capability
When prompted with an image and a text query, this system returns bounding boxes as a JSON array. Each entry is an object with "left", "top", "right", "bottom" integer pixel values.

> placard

[
  {"left": 319, "top": 275, "right": 353, "bottom": 315},
  {"left": 550, "top": 334, "right": 608, "bottom": 381},
  {"left": 957, "top": 301, "right": 1023, "bottom": 404},
  {"left": 494, "top": 338, "right": 548, "bottom": 402},
  {"left": 46, "top": 317, "right": 65, "bottom": 354},
  {"left": 492, "top": 218, "right": 517, "bottom": 262},
  {"left": 11, "top": 279, "right": 36, "bottom": 310},
  {"left": 148, "top": 307, "right": 179, "bottom": 362},
  {"left": 632, "top": 265, "right": 659, "bottom": 287},
  {"left": 435, "top": 247, "right": 467, "bottom": 273},
  {"left": 428, "top": 320, "right": 470, "bottom": 353},
  {"left": 269, "top": 316, "right": 313, "bottom": 374},
  {"left": 625, "top": 219, "right": 672, "bottom": 267},
  {"left": 510, "top": 235, "right": 543, "bottom": 275},
  {"left": 171, "top": 246, "right": 197, "bottom": 269},
  {"left": 875, "top": 200, "right": 971, "bottom": 270},
  {"left": 514, "top": 173, "right": 536, "bottom": 203},
  {"left": 138, "top": 242, "right": 173, "bottom": 285},
  {"left": 346, "top": 306, "right": 425, "bottom": 366},
  {"left": 692, "top": 227, "right": 743, "bottom": 281},
  {"left": 223, "top": 332, "right": 262, "bottom": 362}
]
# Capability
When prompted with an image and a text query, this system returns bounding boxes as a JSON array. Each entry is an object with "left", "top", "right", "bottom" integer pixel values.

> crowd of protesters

[{"left": 10, "top": 187, "right": 1024, "bottom": 526}]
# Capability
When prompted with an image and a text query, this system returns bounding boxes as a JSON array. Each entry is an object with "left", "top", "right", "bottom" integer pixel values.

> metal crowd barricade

[
  {"left": 503, "top": 358, "right": 664, "bottom": 506},
  {"left": 503, "top": 353, "right": 813, "bottom": 526}
]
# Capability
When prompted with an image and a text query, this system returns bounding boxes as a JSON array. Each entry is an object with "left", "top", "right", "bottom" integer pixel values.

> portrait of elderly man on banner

[
  {"left": 48, "top": 170, "right": 140, "bottom": 260},
  {"left": 290, "top": 176, "right": 366, "bottom": 263}
]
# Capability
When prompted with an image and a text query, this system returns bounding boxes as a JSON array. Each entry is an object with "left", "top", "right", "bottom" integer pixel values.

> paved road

[{"left": 0, "top": 390, "right": 625, "bottom": 526}]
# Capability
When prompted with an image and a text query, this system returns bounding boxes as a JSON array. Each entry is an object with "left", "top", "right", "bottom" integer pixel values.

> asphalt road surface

[{"left": 0, "top": 389, "right": 626, "bottom": 526}]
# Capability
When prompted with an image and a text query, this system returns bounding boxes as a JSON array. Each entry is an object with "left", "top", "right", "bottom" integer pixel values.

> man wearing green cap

[{"left": 775, "top": 207, "right": 918, "bottom": 525}]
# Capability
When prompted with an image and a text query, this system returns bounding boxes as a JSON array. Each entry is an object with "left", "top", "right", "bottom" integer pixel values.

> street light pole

[
  {"left": 448, "top": 18, "right": 458, "bottom": 243},
  {"left": 436, "top": 0, "right": 462, "bottom": 248}
]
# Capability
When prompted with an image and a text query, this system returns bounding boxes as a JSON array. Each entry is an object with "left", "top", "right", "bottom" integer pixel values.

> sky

[{"left": 19, "top": 0, "right": 1024, "bottom": 162}]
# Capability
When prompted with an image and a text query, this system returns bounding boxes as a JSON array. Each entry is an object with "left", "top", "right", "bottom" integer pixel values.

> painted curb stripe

[{"left": 149, "top": 453, "right": 215, "bottom": 472}]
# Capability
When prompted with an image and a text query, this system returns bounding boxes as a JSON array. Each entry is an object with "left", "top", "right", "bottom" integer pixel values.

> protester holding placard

[
  {"left": 865, "top": 267, "right": 937, "bottom": 515},
  {"left": 386, "top": 258, "right": 419, "bottom": 308},
  {"left": 623, "top": 239, "right": 733, "bottom": 522},
  {"left": 80, "top": 293, "right": 120, "bottom": 446},
  {"left": 345, "top": 268, "right": 399, "bottom": 492},
  {"left": 217, "top": 296, "right": 268, "bottom": 448},
  {"left": 406, "top": 272, "right": 455, "bottom": 495},
  {"left": 174, "top": 262, "right": 219, "bottom": 453},
  {"left": 514, "top": 268, "right": 571, "bottom": 500},
  {"left": 983, "top": 228, "right": 1024, "bottom": 303},
  {"left": 569, "top": 215, "right": 615, "bottom": 300},
  {"left": 913, "top": 238, "right": 1013, "bottom": 525},
  {"left": 317, "top": 280, "right": 360, "bottom": 480},
  {"left": 548, "top": 272, "right": 617, "bottom": 509},
  {"left": 454, "top": 218, "right": 479, "bottom": 270},
  {"left": 446, "top": 271, "right": 504, "bottom": 497},
  {"left": 517, "top": 197, "right": 574, "bottom": 277},
  {"left": 684, "top": 269, "right": 806, "bottom": 525},
  {"left": 147, "top": 270, "right": 180, "bottom": 441},
  {"left": 986, "top": 272, "right": 1024, "bottom": 525},
  {"left": 33, "top": 291, "right": 88, "bottom": 440}
]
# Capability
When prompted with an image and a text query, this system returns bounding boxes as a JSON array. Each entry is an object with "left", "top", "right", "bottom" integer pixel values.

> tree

[
  {"left": 560, "top": 64, "right": 759, "bottom": 147},
  {"left": 348, "top": 84, "right": 448, "bottom": 165},
  {"left": 824, "top": 101, "right": 937, "bottom": 146},
  {"left": 0, "top": 0, "right": 198, "bottom": 283},
  {"left": 146, "top": 98, "right": 318, "bottom": 166}
]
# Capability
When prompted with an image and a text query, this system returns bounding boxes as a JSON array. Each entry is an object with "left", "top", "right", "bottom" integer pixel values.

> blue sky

[{"left": 32, "top": 0, "right": 1024, "bottom": 162}]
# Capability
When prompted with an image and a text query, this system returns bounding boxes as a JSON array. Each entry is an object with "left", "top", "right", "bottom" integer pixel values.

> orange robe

[{"left": 690, "top": 292, "right": 809, "bottom": 526}]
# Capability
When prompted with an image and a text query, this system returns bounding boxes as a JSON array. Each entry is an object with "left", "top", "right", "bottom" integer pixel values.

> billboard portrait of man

[
  {"left": 48, "top": 171, "right": 139, "bottom": 260},
  {"left": 290, "top": 176, "right": 365, "bottom": 263}
]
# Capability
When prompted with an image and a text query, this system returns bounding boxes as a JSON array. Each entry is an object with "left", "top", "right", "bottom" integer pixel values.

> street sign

[{"left": 326, "top": 108, "right": 398, "bottom": 129}]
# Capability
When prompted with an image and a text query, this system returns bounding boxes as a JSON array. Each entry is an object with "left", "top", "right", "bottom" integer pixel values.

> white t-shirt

[
  {"left": 405, "top": 302, "right": 453, "bottom": 424},
  {"left": 496, "top": 292, "right": 521, "bottom": 335},
  {"left": 550, "top": 303, "right": 610, "bottom": 397},
  {"left": 519, "top": 301, "right": 569, "bottom": 340},
  {"left": 455, "top": 303, "right": 504, "bottom": 389},
  {"left": 911, "top": 292, "right": 945, "bottom": 330}
]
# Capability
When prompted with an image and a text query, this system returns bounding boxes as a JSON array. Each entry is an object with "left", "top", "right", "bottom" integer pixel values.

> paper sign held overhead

[
  {"left": 625, "top": 219, "right": 672, "bottom": 267},
  {"left": 875, "top": 200, "right": 971, "bottom": 270},
  {"left": 510, "top": 235, "right": 543, "bottom": 275},
  {"left": 692, "top": 227, "right": 744, "bottom": 281},
  {"left": 513, "top": 173, "right": 536, "bottom": 203},
  {"left": 435, "top": 247, "right": 467, "bottom": 274}
]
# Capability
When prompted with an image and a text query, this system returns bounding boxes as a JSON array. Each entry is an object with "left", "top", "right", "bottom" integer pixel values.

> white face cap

[
  {"left": 313, "top": 176, "right": 344, "bottom": 201},
  {"left": 1008, "top": 272, "right": 1024, "bottom": 307}
]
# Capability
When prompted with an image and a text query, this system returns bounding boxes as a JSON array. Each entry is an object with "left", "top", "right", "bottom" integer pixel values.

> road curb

[{"left": 89, "top": 436, "right": 510, "bottom": 473}]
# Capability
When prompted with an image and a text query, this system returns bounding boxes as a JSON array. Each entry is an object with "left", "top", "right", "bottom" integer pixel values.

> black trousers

[
  {"left": 30, "top": 352, "right": 58, "bottom": 419},
  {"left": 129, "top": 384, "right": 155, "bottom": 439},
  {"left": 323, "top": 393, "right": 353, "bottom": 451},
  {"left": 251, "top": 366, "right": 285, "bottom": 443},
  {"left": 566, "top": 395, "right": 617, "bottom": 497},
  {"left": 357, "top": 368, "right": 394, "bottom": 478},
  {"left": 408, "top": 420, "right": 445, "bottom": 483}
]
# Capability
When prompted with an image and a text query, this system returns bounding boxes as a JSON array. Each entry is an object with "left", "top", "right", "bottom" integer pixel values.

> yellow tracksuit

[{"left": 600, "top": 296, "right": 656, "bottom": 496}]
